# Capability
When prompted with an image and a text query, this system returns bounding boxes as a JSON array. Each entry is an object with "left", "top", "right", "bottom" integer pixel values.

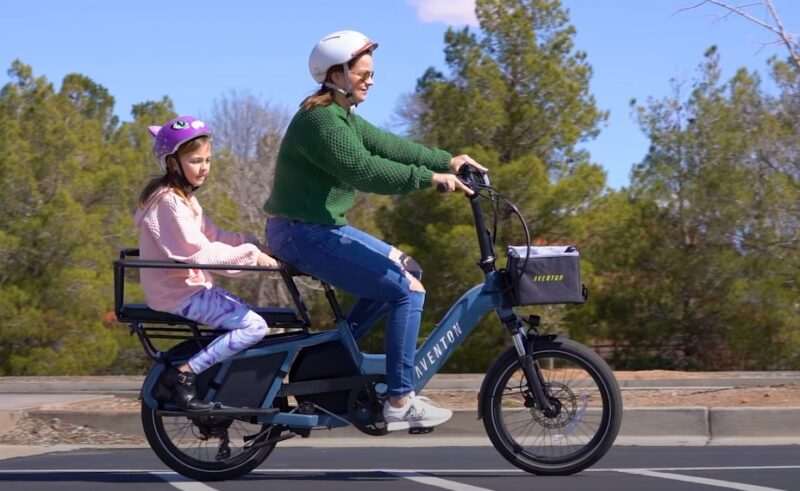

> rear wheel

[
  {"left": 481, "top": 337, "right": 622, "bottom": 475},
  {"left": 141, "top": 400, "right": 277, "bottom": 481},
  {"left": 140, "top": 341, "right": 279, "bottom": 481}
]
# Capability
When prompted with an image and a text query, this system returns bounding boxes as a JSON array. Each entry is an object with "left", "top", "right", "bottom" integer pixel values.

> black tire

[
  {"left": 481, "top": 337, "right": 622, "bottom": 475},
  {"left": 141, "top": 396, "right": 277, "bottom": 481},
  {"left": 140, "top": 341, "right": 278, "bottom": 481}
]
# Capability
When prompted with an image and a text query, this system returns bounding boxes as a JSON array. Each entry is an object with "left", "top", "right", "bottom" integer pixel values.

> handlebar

[
  {"left": 434, "top": 163, "right": 532, "bottom": 274},
  {"left": 459, "top": 164, "right": 490, "bottom": 188},
  {"left": 436, "top": 164, "right": 490, "bottom": 194}
]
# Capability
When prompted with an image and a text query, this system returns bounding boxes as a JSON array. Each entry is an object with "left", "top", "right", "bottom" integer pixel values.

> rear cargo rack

[{"left": 113, "top": 248, "right": 313, "bottom": 360}]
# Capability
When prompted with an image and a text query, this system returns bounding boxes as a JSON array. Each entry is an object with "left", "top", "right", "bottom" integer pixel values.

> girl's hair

[
  {"left": 300, "top": 55, "right": 363, "bottom": 111},
  {"left": 138, "top": 135, "right": 211, "bottom": 207}
]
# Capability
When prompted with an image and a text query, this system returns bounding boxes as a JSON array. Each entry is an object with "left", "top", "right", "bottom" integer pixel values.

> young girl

[{"left": 136, "top": 115, "right": 278, "bottom": 411}]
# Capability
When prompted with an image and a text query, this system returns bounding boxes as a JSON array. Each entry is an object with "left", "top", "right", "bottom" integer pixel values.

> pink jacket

[{"left": 134, "top": 188, "right": 260, "bottom": 312}]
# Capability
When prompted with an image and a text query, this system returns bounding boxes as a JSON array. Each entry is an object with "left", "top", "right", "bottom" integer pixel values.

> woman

[{"left": 264, "top": 30, "right": 485, "bottom": 431}]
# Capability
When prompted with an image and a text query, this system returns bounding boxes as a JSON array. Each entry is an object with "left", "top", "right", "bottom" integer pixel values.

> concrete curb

[
  {"left": 1, "top": 372, "right": 799, "bottom": 393},
  {"left": 13, "top": 406, "right": 800, "bottom": 445},
  {"left": 710, "top": 407, "right": 800, "bottom": 438}
]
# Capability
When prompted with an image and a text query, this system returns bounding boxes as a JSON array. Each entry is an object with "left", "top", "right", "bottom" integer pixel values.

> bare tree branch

[
  {"left": 764, "top": 0, "right": 800, "bottom": 67},
  {"left": 207, "top": 90, "right": 296, "bottom": 307},
  {"left": 680, "top": 0, "right": 800, "bottom": 70}
]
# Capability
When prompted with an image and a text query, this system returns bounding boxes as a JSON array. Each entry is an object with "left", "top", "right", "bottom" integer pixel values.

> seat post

[{"left": 322, "top": 283, "right": 345, "bottom": 322}]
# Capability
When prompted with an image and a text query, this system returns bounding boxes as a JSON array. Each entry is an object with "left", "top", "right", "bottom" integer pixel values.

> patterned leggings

[{"left": 170, "top": 286, "right": 269, "bottom": 374}]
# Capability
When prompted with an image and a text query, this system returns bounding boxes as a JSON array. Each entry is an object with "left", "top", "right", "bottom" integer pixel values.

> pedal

[{"left": 408, "top": 426, "right": 434, "bottom": 435}]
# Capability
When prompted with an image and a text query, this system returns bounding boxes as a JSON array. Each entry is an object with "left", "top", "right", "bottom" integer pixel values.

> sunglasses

[{"left": 351, "top": 70, "right": 375, "bottom": 83}]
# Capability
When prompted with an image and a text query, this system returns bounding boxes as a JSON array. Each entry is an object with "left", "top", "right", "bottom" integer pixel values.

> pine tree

[{"left": 569, "top": 48, "right": 800, "bottom": 369}]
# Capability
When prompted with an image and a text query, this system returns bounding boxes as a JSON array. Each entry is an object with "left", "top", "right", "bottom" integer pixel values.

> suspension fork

[{"left": 507, "top": 317, "right": 557, "bottom": 416}]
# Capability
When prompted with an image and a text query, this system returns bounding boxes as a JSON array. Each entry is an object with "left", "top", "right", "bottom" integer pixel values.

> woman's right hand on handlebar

[
  {"left": 432, "top": 172, "right": 474, "bottom": 196},
  {"left": 449, "top": 154, "right": 488, "bottom": 174}
]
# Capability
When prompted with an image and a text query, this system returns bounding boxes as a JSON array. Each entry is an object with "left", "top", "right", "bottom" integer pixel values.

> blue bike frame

[
  {"left": 140, "top": 272, "right": 512, "bottom": 429},
  {"left": 354, "top": 275, "right": 510, "bottom": 389},
  {"left": 139, "top": 168, "right": 520, "bottom": 430}
]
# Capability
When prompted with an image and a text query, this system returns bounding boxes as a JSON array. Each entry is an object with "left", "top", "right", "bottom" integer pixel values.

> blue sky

[{"left": 2, "top": 0, "right": 798, "bottom": 189}]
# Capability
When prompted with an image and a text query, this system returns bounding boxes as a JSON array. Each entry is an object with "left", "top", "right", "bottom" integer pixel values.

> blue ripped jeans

[{"left": 266, "top": 217, "right": 424, "bottom": 397}]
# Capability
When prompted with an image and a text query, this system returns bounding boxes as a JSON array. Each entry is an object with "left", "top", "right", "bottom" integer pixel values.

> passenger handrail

[
  {"left": 113, "top": 248, "right": 312, "bottom": 329},
  {"left": 114, "top": 258, "right": 283, "bottom": 271}
]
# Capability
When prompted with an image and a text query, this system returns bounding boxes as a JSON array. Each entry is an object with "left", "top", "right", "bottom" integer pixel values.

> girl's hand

[
  {"left": 449, "top": 154, "right": 488, "bottom": 174},
  {"left": 432, "top": 172, "right": 473, "bottom": 195},
  {"left": 257, "top": 252, "right": 279, "bottom": 268}
]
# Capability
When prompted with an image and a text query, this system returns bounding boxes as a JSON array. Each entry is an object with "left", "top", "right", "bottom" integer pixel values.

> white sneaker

[{"left": 383, "top": 392, "right": 453, "bottom": 431}]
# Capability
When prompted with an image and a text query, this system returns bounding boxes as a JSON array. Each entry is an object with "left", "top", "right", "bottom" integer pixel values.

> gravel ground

[{"left": 0, "top": 416, "right": 146, "bottom": 445}]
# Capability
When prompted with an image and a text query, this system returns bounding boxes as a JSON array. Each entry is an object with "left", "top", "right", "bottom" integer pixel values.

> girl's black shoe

[{"left": 165, "top": 368, "right": 216, "bottom": 411}]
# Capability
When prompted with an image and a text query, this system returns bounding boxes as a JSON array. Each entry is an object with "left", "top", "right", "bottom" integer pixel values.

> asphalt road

[{"left": 1, "top": 445, "right": 799, "bottom": 490}]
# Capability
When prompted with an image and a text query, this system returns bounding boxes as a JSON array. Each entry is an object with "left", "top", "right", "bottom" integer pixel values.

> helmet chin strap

[
  {"left": 324, "top": 64, "right": 359, "bottom": 111},
  {"left": 171, "top": 156, "right": 200, "bottom": 193}
]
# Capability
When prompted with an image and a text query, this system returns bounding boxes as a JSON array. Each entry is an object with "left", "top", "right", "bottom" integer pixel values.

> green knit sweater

[{"left": 263, "top": 103, "right": 451, "bottom": 225}]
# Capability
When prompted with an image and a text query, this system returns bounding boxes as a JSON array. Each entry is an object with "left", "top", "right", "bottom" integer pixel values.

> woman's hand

[
  {"left": 449, "top": 154, "right": 488, "bottom": 174},
  {"left": 432, "top": 172, "right": 473, "bottom": 195}
]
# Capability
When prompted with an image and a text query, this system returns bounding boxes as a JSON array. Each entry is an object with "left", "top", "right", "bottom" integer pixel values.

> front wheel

[{"left": 480, "top": 337, "right": 622, "bottom": 475}]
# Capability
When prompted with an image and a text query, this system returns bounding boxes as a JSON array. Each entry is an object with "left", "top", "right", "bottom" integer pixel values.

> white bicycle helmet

[{"left": 309, "top": 30, "right": 379, "bottom": 84}]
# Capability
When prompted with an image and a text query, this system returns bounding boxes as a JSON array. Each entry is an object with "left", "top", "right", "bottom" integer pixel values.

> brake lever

[{"left": 460, "top": 164, "right": 490, "bottom": 189}]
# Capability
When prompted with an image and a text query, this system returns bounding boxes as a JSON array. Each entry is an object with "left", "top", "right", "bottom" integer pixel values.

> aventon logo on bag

[{"left": 531, "top": 274, "right": 565, "bottom": 282}]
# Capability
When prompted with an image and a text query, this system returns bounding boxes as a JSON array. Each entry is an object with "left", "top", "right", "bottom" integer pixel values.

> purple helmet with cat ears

[{"left": 147, "top": 116, "right": 212, "bottom": 173}]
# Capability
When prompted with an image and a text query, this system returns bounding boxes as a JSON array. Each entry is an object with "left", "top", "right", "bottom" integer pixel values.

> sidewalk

[{"left": 1, "top": 372, "right": 799, "bottom": 460}]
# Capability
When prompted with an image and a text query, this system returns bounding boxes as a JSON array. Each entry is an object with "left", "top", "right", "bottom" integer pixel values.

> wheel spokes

[
  {"left": 497, "top": 356, "right": 605, "bottom": 461},
  {"left": 159, "top": 416, "right": 264, "bottom": 464}
]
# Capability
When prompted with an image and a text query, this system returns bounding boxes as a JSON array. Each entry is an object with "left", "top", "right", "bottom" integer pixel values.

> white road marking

[
  {"left": 250, "top": 468, "right": 521, "bottom": 474},
  {"left": 602, "top": 466, "right": 800, "bottom": 472},
  {"left": 1, "top": 464, "right": 799, "bottom": 491},
  {"left": 386, "top": 471, "right": 493, "bottom": 491},
  {"left": 151, "top": 472, "right": 219, "bottom": 490},
  {"left": 616, "top": 469, "right": 788, "bottom": 491},
  {"left": 0, "top": 465, "right": 800, "bottom": 475},
  {"left": 1, "top": 465, "right": 800, "bottom": 474}
]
